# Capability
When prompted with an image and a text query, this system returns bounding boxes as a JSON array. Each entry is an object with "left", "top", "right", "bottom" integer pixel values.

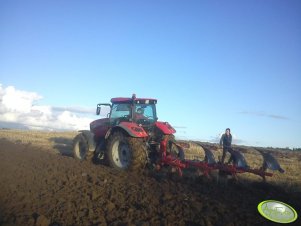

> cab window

[{"left": 110, "top": 104, "right": 131, "bottom": 119}]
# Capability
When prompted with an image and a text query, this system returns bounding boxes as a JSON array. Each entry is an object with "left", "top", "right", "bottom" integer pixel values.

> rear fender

[
  {"left": 155, "top": 121, "right": 176, "bottom": 135},
  {"left": 105, "top": 122, "right": 148, "bottom": 138}
]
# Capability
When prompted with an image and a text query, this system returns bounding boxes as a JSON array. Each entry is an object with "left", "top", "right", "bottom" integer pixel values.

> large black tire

[
  {"left": 73, "top": 133, "right": 94, "bottom": 161},
  {"left": 106, "top": 132, "right": 147, "bottom": 171}
]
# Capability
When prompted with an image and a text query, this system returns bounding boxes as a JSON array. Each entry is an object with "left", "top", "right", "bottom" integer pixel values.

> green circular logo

[{"left": 258, "top": 200, "right": 298, "bottom": 223}]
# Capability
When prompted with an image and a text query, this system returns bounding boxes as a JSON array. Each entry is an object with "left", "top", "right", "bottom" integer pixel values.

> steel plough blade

[
  {"left": 257, "top": 150, "right": 285, "bottom": 173},
  {"left": 204, "top": 148, "right": 216, "bottom": 164},
  {"left": 230, "top": 150, "right": 249, "bottom": 169}
]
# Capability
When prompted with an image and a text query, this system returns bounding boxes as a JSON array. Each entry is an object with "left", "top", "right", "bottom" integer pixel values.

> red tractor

[
  {"left": 73, "top": 94, "right": 181, "bottom": 171},
  {"left": 73, "top": 94, "right": 284, "bottom": 180}
]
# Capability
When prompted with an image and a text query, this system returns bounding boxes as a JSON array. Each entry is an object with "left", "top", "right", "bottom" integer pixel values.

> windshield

[
  {"left": 133, "top": 104, "right": 157, "bottom": 124},
  {"left": 110, "top": 103, "right": 157, "bottom": 125},
  {"left": 110, "top": 103, "right": 131, "bottom": 119}
]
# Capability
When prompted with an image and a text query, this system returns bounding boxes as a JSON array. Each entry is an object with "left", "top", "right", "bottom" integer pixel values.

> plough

[{"left": 157, "top": 139, "right": 285, "bottom": 181}]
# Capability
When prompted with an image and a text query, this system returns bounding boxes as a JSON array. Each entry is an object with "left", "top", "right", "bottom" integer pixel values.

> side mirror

[
  {"left": 96, "top": 105, "right": 101, "bottom": 115},
  {"left": 96, "top": 103, "right": 112, "bottom": 116}
]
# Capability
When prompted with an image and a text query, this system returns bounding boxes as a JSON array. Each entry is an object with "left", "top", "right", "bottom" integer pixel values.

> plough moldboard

[{"left": 157, "top": 140, "right": 285, "bottom": 181}]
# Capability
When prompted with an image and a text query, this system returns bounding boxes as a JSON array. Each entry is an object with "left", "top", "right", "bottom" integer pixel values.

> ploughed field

[{"left": 0, "top": 129, "right": 300, "bottom": 226}]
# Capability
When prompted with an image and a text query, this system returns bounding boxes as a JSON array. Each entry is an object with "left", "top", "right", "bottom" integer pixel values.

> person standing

[{"left": 220, "top": 128, "right": 232, "bottom": 164}]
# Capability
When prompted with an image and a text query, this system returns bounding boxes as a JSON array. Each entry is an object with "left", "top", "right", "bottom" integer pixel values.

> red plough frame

[{"left": 157, "top": 138, "right": 283, "bottom": 180}]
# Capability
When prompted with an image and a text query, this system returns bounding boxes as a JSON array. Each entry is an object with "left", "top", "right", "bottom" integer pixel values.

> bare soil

[{"left": 0, "top": 136, "right": 300, "bottom": 226}]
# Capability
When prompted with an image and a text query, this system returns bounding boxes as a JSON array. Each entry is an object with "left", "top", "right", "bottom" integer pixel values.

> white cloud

[
  {"left": 0, "top": 85, "right": 42, "bottom": 113},
  {"left": 0, "top": 84, "right": 97, "bottom": 131},
  {"left": 52, "top": 106, "right": 95, "bottom": 114}
]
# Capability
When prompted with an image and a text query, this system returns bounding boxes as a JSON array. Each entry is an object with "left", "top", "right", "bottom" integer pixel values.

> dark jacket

[{"left": 220, "top": 134, "right": 232, "bottom": 148}]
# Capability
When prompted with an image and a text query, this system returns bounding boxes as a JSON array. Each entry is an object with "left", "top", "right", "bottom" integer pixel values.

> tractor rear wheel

[
  {"left": 106, "top": 132, "right": 147, "bottom": 171},
  {"left": 73, "top": 133, "right": 94, "bottom": 161}
]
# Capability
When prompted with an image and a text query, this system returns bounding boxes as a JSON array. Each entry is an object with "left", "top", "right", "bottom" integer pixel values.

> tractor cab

[
  {"left": 97, "top": 94, "right": 158, "bottom": 126},
  {"left": 92, "top": 94, "right": 162, "bottom": 139}
]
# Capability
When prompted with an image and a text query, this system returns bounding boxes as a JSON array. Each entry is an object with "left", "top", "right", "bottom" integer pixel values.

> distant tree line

[
  {"left": 292, "top": 148, "right": 301, "bottom": 152},
  {"left": 265, "top": 147, "right": 301, "bottom": 152}
]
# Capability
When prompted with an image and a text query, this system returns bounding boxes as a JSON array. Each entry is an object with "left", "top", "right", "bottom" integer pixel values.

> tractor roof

[{"left": 111, "top": 94, "right": 157, "bottom": 104}]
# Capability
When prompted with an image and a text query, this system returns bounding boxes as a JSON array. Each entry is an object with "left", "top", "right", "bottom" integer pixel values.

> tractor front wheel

[
  {"left": 73, "top": 133, "right": 94, "bottom": 161},
  {"left": 106, "top": 132, "right": 147, "bottom": 171}
]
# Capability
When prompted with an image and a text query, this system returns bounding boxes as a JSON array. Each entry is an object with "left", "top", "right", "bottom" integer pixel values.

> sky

[{"left": 0, "top": 0, "right": 300, "bottom": 148}]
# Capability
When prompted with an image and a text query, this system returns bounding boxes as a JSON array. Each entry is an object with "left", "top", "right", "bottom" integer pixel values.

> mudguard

[
  {"left": 78, "top": 130, "right": 96, "bottom": 152},
  {"left": 108, "top": 122, "right": 148, "bottom": 138},
  {"left": 155, "top": 121, "right": 176, "bottom": 135}
]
